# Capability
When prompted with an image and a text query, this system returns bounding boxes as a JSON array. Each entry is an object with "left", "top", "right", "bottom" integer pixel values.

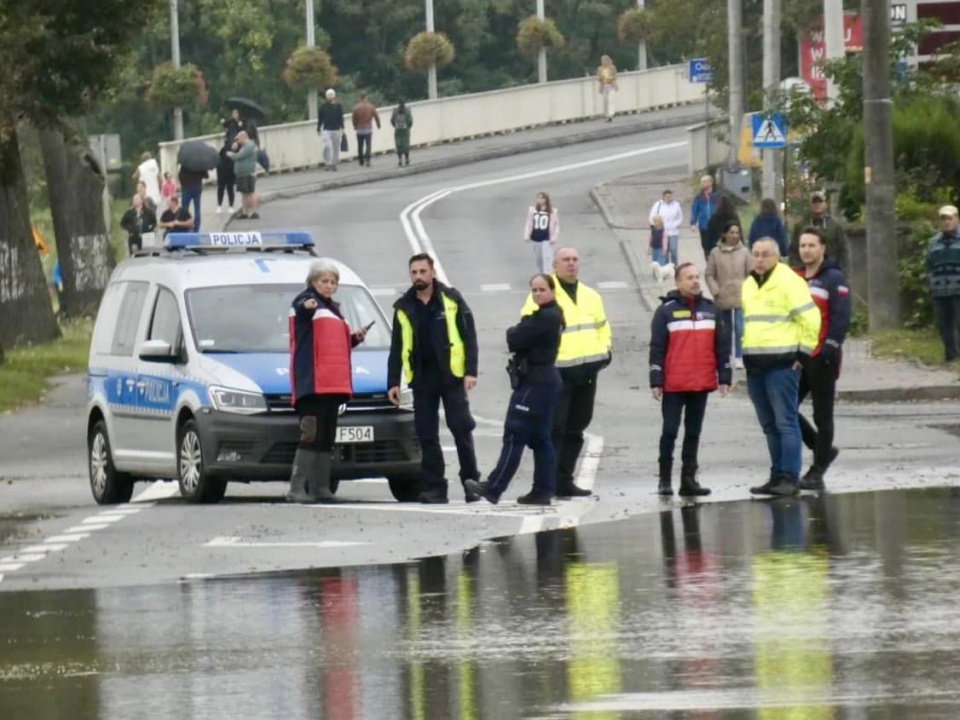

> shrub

[
  {"left": 617, "top": 7, "right": 652, "bottom": 45},
  {"left": 404, "top": 32, "right": 456, "bottom": 73},
  {"left": 283, "top": 46, "right": 339, "bottom": 91},
  {"left": 899, "top": 218, "right": 936, "bottom": 329},
  {"left": 516, "top": 16, "right": 565, "bottom": 56},
  {"left": 146, "top": 63, "right": 208, "bottom": 111}
]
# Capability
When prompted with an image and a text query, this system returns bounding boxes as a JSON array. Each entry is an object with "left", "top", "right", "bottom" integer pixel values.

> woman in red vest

[{"left": 288, "top": 261, "right": 368, "bottom": 503}]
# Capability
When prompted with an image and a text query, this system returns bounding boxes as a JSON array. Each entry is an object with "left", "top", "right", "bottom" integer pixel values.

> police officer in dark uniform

[
  {"left": 467, "top": 274, "right": 565, "bottom": 506},
  {"left": 388, "top": 254, "right": 481, "bottom": 504}
]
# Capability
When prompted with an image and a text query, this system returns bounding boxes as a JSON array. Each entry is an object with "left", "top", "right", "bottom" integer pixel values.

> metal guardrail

[{"left": 159, "top": 64, "right": 701, "bottom": 177}]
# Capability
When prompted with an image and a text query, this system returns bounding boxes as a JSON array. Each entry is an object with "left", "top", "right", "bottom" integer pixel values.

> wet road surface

[{"left": 4, "top": 487, "right": 960, "bottom": 719}]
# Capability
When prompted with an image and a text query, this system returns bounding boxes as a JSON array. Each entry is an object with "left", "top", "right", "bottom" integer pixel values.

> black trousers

[
  {"left": 552, "top": 376, "right": 598, "bottom": 487},
  {"left": 217, "top": 168, "right": 236, "bottom": 207},
  {"left": 357, "top": 133, "right": 372, "bottom": 163},
  {"left": 413, "top": 379, "right": 479, "bottom": 492},
  {"left": 699, "top": 229, "right": 712, "bottom": 260},
  {"left": 934, "top": 296, "right": 960, "bottom": 361},
  {"left": 659, "top": 391, "right": 709, "bottom": 465},
  {"left": 798, "top": 356, "right": 837, "bottom": 469},
  {"left": 295, "top": 395, "right": 344, "bottom": 452}
]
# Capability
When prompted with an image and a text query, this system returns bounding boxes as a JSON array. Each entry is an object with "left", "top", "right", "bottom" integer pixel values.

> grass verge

[
  {"left": 869, "top": 328, "right": 960, "bottom": 376},
  {"left": 0, "top": 321, "right": 92, "bottom": 413}
]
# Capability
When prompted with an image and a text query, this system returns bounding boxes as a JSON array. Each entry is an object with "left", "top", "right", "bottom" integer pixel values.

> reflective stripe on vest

[
  {"left": 554, "top": 283, "right": 609, "bottom": 367},
  {"left": 396, "top": 293, "right": 466, "bottom": 383}
]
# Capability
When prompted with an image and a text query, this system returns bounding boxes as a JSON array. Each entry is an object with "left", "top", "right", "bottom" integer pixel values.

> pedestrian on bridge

[
  {"left": 522, "top": 247, "right": 612, "bottom": 498},
  {"left": 352, "top": 93, "right": 381, "bottom": 167},
  {"left": 926, "top": 206, "right": 960, "bottom": 362},
  {"left": 524, "top": 191, "right": 559, "bottom": 273},
  {"left": 227, "top": 131, "right": 260, "bottom": 219},
  {"left": 391, "top": 98, "right": 413, "bottom": 167},
  {"left": 650, "top": 263, "right": 731, "bottom": 497},
  {"left": 317, "top": 89, "right": 345, "bottom": 171},
  {"left": 597, "top": 55, "right": 619, "bottom": 121},
  {"left": 742, "top": 239, "right": 821, "bottom": 497},
  {"left": 795, "top": 226, "right": 851, "bottom": 491},
  {"left": 467, "top": 274, "right": 564, "bottom": 506},
  {"left": 387, "top": 254, "right": 482, "bottom": 504},
  {"left": 288, "top": 262, "right": 369, "bottom": 503}
]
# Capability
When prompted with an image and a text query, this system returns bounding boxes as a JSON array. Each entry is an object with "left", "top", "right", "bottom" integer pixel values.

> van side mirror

[{"left": 140, "top": 339, "right": 174, "bottom": 362}]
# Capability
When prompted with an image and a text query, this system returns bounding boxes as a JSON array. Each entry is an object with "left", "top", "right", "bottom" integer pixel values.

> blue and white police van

[{"left": 86, "top": 231, "right": 421, "bottom": 504}]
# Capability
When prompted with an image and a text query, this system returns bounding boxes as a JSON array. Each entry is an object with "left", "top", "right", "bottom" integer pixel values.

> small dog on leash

[{"left": 650, "top": 261, "right": 676, "bottom": 284}]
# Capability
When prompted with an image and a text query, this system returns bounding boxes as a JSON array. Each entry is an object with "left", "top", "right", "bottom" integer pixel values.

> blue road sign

[
  {"left": 688, "top": 58, "right": 713, "bottom": 83},
  {"left": 752, "top": 113, "right": 787, "bottom": 149}
]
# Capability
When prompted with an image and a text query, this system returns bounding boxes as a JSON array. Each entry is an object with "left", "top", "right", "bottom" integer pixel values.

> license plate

[{"left": 337, "top": 426, "right": 374, "bottom": 444}]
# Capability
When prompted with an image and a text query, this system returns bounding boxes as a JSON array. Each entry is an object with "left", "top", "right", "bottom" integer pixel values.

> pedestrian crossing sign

[{"left": 752, "top": 113, "right": 787, "bottom": 149}]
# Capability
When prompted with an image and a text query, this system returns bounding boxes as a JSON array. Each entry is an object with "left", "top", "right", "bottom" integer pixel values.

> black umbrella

[
  {"left": 224, "top": 97, "right": 266, "bottom": 121},
  {"left": 177, "top": 140, "right": 220, "bottom": 172}
]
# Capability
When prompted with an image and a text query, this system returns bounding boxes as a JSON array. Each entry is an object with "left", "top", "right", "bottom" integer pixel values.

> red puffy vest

[
  {"left": 663, "top": 299, "right": 719, "bottom": 393},
  {"left": 289, "top": 305, "right": 353, "bottom": 401}
]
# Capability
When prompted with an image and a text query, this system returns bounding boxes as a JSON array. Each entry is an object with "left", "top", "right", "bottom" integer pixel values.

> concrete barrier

[{"left": 159, "top": 64, "right": 702, "bottom": 178}]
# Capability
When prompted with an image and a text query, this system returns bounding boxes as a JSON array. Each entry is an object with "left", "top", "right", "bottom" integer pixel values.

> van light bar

[{"left": 164, "top": 231, "right": 314, "bottom": 250}]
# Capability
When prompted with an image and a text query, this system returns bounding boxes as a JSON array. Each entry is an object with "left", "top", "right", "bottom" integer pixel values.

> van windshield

[{"left": 186, "top": 284, "right": 391, "bottom": 353}]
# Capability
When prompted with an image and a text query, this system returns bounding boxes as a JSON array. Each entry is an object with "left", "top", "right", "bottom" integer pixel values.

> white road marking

[
  {"left": 577, "top": 432, "right": 604, "bottom": 492},
  {"left": 25, "top": 544, "right": 68, "bottom": 553},
  {"left": 65, "top": 525, "right": 110, "bottom": 533},
  {"left": 597, "top": 280, "right": 629, "bottom": 290},
  {"left": 46, "top": 534, "right": 90, "bottom": 543},
  {"left": 82, "top": 515, "right": 123, "bottom": 524},
  {"left": 2, "top": 554, "right": 47, "bottom": 563},
  {"left": 0, "top": 563, "right": 25, "bottom": 572},
  {"left": 104, "top": 507, "right": 145, "bottom": 514},
  {"left": 369, "top": 287, "right": 398, "bottom": 297},
  {"left": 205, "top": 536, "right": 369, "bottom": 549},
  {"left": 132, "top": 481, "right": 180, "bottom": 503},
  {"left": 480, "top": 283, "right": 511, "bottom": 292}
]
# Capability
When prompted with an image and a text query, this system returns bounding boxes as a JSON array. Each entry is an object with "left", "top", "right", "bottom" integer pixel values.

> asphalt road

[{"left": 2, "top": 125, "right": 960, "bottom": 592}]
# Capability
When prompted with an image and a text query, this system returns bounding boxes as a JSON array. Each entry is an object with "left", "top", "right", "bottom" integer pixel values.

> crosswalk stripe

[
  {"left": 597, "top": 280, "right": 629, "bottom": 290},
  {"left": 480, "top": 283, "right": 511, "bottom": 292}
]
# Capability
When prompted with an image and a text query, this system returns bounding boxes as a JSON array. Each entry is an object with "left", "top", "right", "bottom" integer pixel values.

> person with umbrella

[
  {"left": 217, "top": 110, "right": 240, "bottom": 214},
  {"left": 176, "top": 140, "right": 220, "bottom": 231},
  {"left": 225, "top": 97, "right": 266, "bottom": 170}
]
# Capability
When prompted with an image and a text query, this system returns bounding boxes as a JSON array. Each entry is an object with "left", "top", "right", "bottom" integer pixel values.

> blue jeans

[
  {"left": 724, "top": 309, "right": 744, "bottom": 358},
  {"left": 747, "top": 365, "right": 802, "bottom": 481},
  {"left": 651, "top": 245, "right": 667, "bottom": 266},
  {"left": 182, "top": 188, "right": 202, "bottom": 232},
  {"left": 667, "top": 234, "right": 679, "bottom": 265}
]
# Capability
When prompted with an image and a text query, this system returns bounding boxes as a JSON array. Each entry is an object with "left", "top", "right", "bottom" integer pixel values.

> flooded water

[{"left": 5, "top": 488, "right": 960, "bottom": 718}]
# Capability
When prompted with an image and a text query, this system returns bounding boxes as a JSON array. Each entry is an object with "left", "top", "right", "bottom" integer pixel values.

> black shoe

[
  {"left": 249, "top": 212, "right": 260, "bottom": 220},
  {"left": 678, "top": 463, "right": 710, "bottom": 497},
  {"left": 556, "top": 483, "right": 591, "bottom": 498},
  {"left": 398, "top": 160, "right": 403, "bottom": 167},
  {"left": 658, "top": 459, "right": 673, "bottom": 496},
  {"left": 799, "top": 466, "right": 825, "bottom": 492},
  {"left": 464, "top": 479, "right": 499, "bottom": 505},
  {"left": 768, "top": 475, "right": 800, "bottom": 497},
  {"left": 517, "top": 489, "right": 553, "bottom": 506},
  {"left": 419, "top": 490, "right": 449, "bottom": 504},
  {"left": 462, "top": 480, "right": 481, "bottom": 504},
  {"left": 750, "top": 475, "right": 777, "bottom": 495},
  {"left": 358, "top": 159, "right": 364, "bottom": 166}
]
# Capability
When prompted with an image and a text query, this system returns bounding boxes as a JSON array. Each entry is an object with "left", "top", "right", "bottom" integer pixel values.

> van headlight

[
  {"left": 398, "top": 387, "right": 413, "bottom": 411},
  {"left": 209, "top": 387, "right": 267, "bottom": 415}
]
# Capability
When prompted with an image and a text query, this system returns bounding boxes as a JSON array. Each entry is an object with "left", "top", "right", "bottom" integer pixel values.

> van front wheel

[{"left": 177, "top": 419, "right": 227, "bottom": 504}]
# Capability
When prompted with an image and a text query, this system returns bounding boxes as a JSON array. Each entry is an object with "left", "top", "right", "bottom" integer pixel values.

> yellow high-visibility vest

[
  {"left": 396, "top": 292, "right": 466, "bottom": 383},
  {"left": 741, "top": 262, "right": 821, "bottom": 359},
  {"left": 522, "top": 276, "right": 611, "bottom": 368}
]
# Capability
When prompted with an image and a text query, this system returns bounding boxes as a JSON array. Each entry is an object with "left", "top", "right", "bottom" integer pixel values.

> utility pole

[
  {"left": 306, "top": 0, "right": 318, "bottom": 120},
  {"left": 426, "top": 0, "right": 438, "bottom": 100},
  {"left": 823, "top": 0, "right": 845, "bottom": 106},
  {"left": 536, "top": 0, "right": 547, "bottom": 83},
  {"left": 170, "top": 0, "right": 184, "bottom": 140},
  {"left": 727, "top": 0, "right": 744, "bottom": 166},
  {"left": 761, "top": 0, "right": 781, "bottom": 201},
  {"left": 862, "top": 0, "right": 899, "bottom": 329},
  {"left": 637, "top": 0, "right": 648, "bottom": 71}
]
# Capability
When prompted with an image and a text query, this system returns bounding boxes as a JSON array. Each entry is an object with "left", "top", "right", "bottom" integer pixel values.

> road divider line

[
  {"left": 46, "top": 534, "right": 90, "bottom": 543},
  {"left": 2, "top": 554, "right": 47, "bottom": 563},
  {"left": 25, "top": 544, "right": 68, "bottom": 553},
  {"left": 83, "top": 516, "right": 123, "bottom": 524},
  {"left": 205, "top": 537, "right": 370, "bottom": 549},
  {"left": 65, "top": 525, "right": 110, "bottom": 533},
  {"left": 132, "top": 481, "right": 180, "bottom": 503},
  {"left": 0, "top": 563, "right": 25, "bottom": 572}
]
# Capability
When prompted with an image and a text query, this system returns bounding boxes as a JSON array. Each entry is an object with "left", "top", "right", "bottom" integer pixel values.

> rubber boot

[
  {"left": 658, "top": 459, "right": 673, "bottom": 496},
  {"left": 286, "top": 447, "right": 313, "bottom": 503},
  {"left": 679, "top": 463, "right": 711, "bottom": 497},
  {"left": 307, "top": 451, "right": 340, "bottom": 504}
]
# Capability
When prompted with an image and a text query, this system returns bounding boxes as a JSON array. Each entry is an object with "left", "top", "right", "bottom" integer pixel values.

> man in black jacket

[
  {"left": 388, "top": 254, "right": 481, "bottom": 503},
  {"left": 317, "top": 88, "right": 345, "bottom": 171}
]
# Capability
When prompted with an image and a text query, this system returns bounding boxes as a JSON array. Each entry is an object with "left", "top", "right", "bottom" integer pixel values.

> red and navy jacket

[
  {"left": 289, "top": 288, "right": 356, "bottom": 403},
  {"left": 794, "top": 257, "right": 851, "bottom": 361},
  {"left": 650, "top": 291, "right": 732, "bottom": 392}
]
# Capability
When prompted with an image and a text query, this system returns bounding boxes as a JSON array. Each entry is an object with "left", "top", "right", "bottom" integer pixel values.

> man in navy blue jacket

[
  {"left": 795, "top": 227, "right": 851, "bottom": 491},
  {"left": 650, "top": 263, "right": 732, "bottom": 496}
]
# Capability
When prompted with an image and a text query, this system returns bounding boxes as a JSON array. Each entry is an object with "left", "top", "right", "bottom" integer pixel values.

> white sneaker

[
  {"left": 216, "top": 206, "right": 222, "bottom": 214},
  {"left": 734, "top": 358, "right": 744, "bottom": 370},
  {"left": 228, "top": 206, "right": 236, "bottom": 214}
]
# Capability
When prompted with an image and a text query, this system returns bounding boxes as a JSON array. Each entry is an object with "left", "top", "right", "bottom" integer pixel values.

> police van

[{"left": 86, "top": 231, "right": 421, "bottom": 504}]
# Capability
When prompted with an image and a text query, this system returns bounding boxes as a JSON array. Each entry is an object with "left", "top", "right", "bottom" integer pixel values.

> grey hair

[
  {"left": 755, "top": 237, "right": 781, "bottom": 257},
  {"left": 306, "top": 260, "right": 340, "bottom": 287}
]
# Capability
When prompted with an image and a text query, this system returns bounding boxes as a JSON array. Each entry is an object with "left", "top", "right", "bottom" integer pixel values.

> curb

[
  {"left": 226, "top": 108, "right": 711, "bottom": 231},
  {"left": 837, "top": 385, "right": 960, "bottom": 403}
]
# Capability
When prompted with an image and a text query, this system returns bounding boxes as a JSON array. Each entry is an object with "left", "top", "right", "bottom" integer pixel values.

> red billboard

[{"left": 800, "top": 13, "right": 864, "bottom": 102}]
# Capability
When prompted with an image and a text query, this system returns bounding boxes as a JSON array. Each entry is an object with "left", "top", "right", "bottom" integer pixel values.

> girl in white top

[{"left": 524, "top": 191, "right": 560, "bottom": 273}]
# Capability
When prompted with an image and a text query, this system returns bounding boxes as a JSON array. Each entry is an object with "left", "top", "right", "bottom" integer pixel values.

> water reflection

[{"left": 5, "top": 489, "right": 960, "bottom": 718}]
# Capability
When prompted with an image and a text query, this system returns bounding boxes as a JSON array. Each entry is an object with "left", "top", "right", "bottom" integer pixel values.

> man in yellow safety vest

[{"left": 522, "top": 247, "right": 612, "bottom": 497}]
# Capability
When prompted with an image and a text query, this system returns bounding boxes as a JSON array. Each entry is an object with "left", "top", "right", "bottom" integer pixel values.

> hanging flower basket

[
  {"left": 147, "top": 63, "right": 208, "bottom": 110},
  {"left": 283, "top": 46, "right": 339, "bottom": 90},
  {"left": 516, "top": 16, "right": 565, "bottom": 56},
  {"left": 617, "top": 8, "right": 653, "bottom": 45},
  {"left": 404, "top": 31, "right": 456, "bottom": 73}
]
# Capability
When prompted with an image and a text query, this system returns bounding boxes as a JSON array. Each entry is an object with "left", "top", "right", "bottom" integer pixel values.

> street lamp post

[
  {"left": 637, "top": 0, "right": 648, "bottom": 71},
  {"left": 306, "top": 0, "right": 318, "bottom": 120},
  {"left": 426, "top": 0, "right": 438, "bottom": 100},
  {"left": 823, "top": 0, "right": 845, "bottom": 107},
  {"left": 727, "top": 0, "right": 744, "bottom": 166},
  {"left": 761, "top": 0, "right": 781, "bottom": 201},
  {"left": 536, "top": 0, "right": 547, "bottom": 83},
  {"left": 170, "top": 0, "right": 184, "bottom": 140}
]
